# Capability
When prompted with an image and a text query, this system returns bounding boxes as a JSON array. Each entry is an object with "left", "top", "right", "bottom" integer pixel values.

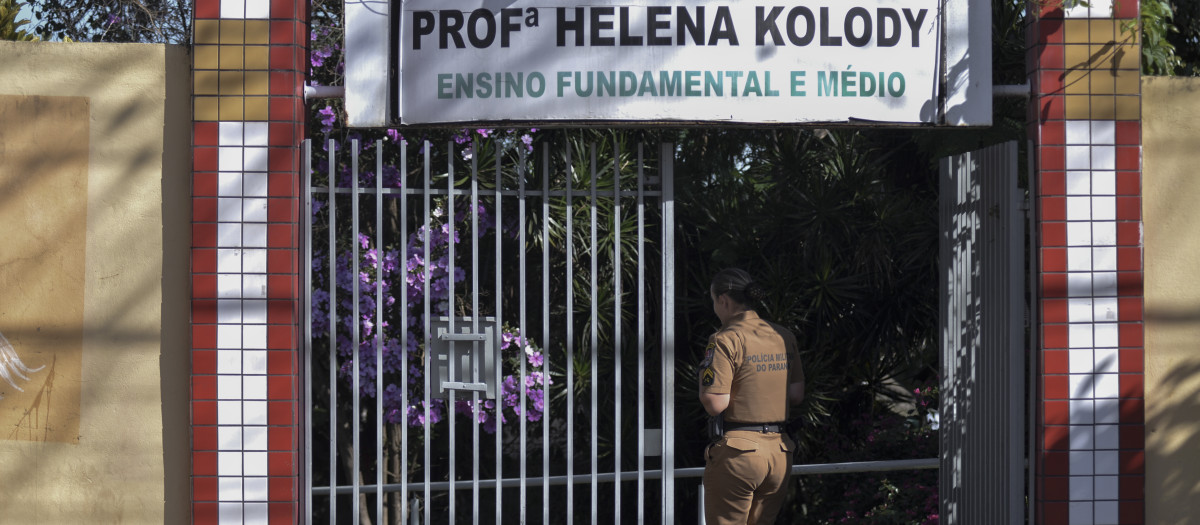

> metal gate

[
  {"left": 938, "top": 141, "right": 1027, "bottom": 524},
  {"left": 303, "top": 136, "right": 676, "bottom": 524}
]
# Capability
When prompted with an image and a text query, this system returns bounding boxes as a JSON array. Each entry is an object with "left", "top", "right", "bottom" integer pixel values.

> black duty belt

[{"left": 724, "top": 422, "right": 784, "bottom": 433}]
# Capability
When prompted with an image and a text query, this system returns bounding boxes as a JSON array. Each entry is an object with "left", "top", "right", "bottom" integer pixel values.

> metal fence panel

[
  {"left": 938, "top": 141, "right": 1026, "bottom": 524},
  {"left": 305, "top": 137, "right": 675, "bottom": 524}
]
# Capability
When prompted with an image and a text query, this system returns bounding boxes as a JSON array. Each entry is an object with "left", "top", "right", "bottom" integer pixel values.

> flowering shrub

[{"left": 312, "top": 179, "right": 549, "bottom": 432}]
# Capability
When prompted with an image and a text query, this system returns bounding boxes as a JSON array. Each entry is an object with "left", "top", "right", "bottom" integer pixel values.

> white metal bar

[
  {"left": 517, "top": 146, "right": 528, "bottom": 523},
  {"left": 612, "top": 143, "right": 623, "bottom": 523},
  {"left": 313, "top": 458, "right": 940, "bottom": 494},
  {"left": 375, "top": 140, "right": 384, "bottom": 525},
  {"left": 493, "top": 142, "right": 504, "bottom": 523},
  {"left": 564, "top": 141, "right": 575, "bottom": 525},
  {"left": 351, "top": 139, "right": 362, "bottom": 525},
  {"left": 302, "top": 139, "right": 314, "bottom": 525},
  {"left": 660, "top": 142, "right": 676, "bottom": 524},
  {"left": 399, "top": 140, "right": 409, "bottom": 523},
  {"left": 422, "top": 140, "right": 432, "bottom": 525},
  {"left": 470, "top": 138, "right": 481, "bottom": 525},
  {"left": 589, "top": 144, "right": 599, "bottom": 525},
  {"left": 635, "top": 143, "right": 646, "bottom": 522},
  {"left": 446, "top": 140, "right": 457, "bottom": 525},
  {"left": 541, "top": 143, "right": 551, "bottom": 525},
  {"left": 327, "top": 139, "right": 339, "bottom": 525}
]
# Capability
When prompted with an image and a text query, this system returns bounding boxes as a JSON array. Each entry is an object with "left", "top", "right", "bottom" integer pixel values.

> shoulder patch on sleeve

[{"left": 700, "top": 342, "right": 715, "bottom": 368}]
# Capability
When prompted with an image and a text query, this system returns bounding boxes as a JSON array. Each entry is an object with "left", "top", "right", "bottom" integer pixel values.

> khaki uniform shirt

[{"left": 699, "top": 310, "right": 802, "bottom": 423}]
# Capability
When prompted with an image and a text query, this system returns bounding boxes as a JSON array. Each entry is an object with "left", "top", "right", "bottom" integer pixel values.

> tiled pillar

[
  {"left": 1031, "top": 1, "right": 1145, "bottom": 524},
  {"left": 191, "top": 0, "right": 307, "bottom": 523}
]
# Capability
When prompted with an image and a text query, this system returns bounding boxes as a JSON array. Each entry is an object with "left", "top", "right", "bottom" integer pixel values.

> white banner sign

[{"left": 394, "top": 1, "right": 942, "bottom": 125}]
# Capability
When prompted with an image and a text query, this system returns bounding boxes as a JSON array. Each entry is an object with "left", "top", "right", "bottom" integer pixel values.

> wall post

[
  {"left": 191, "top": 0, "right": 308, "bottom": 522},
  {"left": 1030, "top": 0, "right": 1145, "bottom": 523}
]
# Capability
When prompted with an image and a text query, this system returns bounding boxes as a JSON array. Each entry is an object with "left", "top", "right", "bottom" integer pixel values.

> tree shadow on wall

[{"left": 1146, "top": 344, "right": 1200, "bottom": 521}]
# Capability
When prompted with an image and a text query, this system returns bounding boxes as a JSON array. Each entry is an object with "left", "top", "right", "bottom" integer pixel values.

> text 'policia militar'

[{"left": 410, "top": 6, "right": 932, "bottom": 50}]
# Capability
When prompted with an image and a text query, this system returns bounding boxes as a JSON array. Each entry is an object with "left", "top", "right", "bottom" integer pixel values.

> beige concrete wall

[
  {"left": 1143, "top": 76, "right": 1200, "bottom": 525},
  {"left": 0, "top": 41, "right": 190, "bottom": 524}
]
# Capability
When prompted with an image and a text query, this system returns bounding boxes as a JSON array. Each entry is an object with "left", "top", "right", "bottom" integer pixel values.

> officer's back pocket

[{"left": 724, "top": 437, "right": 758, "bottom": 452}]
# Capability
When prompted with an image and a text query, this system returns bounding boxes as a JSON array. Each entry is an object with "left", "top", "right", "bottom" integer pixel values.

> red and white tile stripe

[
  {"left": 192, "top": 0, "right": 305, "bottom": 523},
  {"left": 1034, "top": 3, "right": 1145, "bottom": 523}
]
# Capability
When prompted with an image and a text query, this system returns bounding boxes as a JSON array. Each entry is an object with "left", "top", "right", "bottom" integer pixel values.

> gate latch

[{"left": 428, "top": 317, "right": 497, "bottom": 400}]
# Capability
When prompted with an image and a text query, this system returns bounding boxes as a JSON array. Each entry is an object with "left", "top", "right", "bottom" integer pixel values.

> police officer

[{"left": 699, "top": 268, "right": 805, "bottom": 525}]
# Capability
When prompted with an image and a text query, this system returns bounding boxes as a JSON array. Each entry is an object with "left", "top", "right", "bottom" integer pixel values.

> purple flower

[
  {"left": 318, "top": 106, "right": 337, "bottom": 134},
  {"left": 525, "top": 346, "right": 543, "bottom": 368}
]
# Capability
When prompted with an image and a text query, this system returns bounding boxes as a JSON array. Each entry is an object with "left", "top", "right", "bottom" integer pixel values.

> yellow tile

[
  {"left": 1065, "top": 45, "right": 1091, "bottom": 69},
  {"left": 1065, "top": 20, "right": 1090, "bottom": 44},
  {"left": 244, "top": 98, "right": 270, "bottom": 121},
  {"left": 195, "top": 20, "right": 220, "bottom": 45},
  {"left": 1092, "top": 70, "right": 1116, "bottom": 94},
  {"left": 220, "top": 20, "right": 245, "bottom": 44},
  {"left": 219, "top": 71, "right": 244, "bottom": 95},
  {"left": 1090, "top": 19, "right": 1117, "bottom": 43},
  {"left": 1064, "top": 69, "right": 1090, "bottom": 95},
  {"left": 1065, "top": 95, "right": 1091, "bottom": 119},
  {"left": 1115, "top": 96, "right": 1140, "bottom": 120},
  {"left": 1115, "top": 70, "right": 1140, "bottom": 94},
  {"left": 1097, "top": 44, "right": 1137, "bottom": 71},
  {"left": 194, "top": 45, "right": 220, "bottom": 70},
  {"left": 246, "top": 21, "right": 270, "bottom": 44},
  {"left": 194, "top": 70, "right": 220, "bottom": 95},
  {"left": 1091, "top": 44, "right": 1117, "bottom": 70},
  {"left": 194, "top": 97, "right": 219, "bottom": 121},
  {"left": 244, "top": 71, "right": 269, "bottom": 95},
  {"left": 245, "top": 47, "right": 270, "bottom": 70},
  {"left": 1091, "top": 95, "right": 1116, "bottom": 119},
  {"left": 1115, "top": 44, "right": 1140, "bottom": 71},
  {"left": 220, "top": 46, "right": 244, "bottom": 70},
  {"left": 219, "top": 97, "right": 243, "bottom": 121}
]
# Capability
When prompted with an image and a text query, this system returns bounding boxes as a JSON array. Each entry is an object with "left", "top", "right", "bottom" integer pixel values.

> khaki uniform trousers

[{"left": 703, "top": 430, "right": 794, "bottom": 525}]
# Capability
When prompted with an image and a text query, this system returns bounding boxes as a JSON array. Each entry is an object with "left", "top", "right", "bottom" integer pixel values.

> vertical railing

[
  {"left": 305, "top": 137, "right": 674, "bottom": 523},
  {"left": 660, "top": 142, "right": 677, "bottom": 525},
  {"left": 399, "top": 142, "right": 410, "bottom": 523},
  {"left": 445, "top": 139, "right": 457, "bottom": 525},
  {"left": 588, "top": 144, "right": 600, "bottom": 524},
  {"left": 374, "top": 139, "right": 385, "bottom": 523},
  {"left": 541, "top": 144, "right": 552, "bottom": 525},
  {"left": 470, "top": 140, "right": 482, "bottom": 525},
  {"left": 302, "top": 139, "right": 314, "bottom": 525},
  {"left": 492, "top": 141, "right": 504, "bottom": 524},
  {"left": 612, "top": 143, "right": 623, "bottom": 524},
  {"left": 326, "top": 139, "right": 338, "bottom": 524},
  {"left": 636, "top": 143, "right": 646, "bottom": 523},
  {"left": 301, "top": 136, "right": 963, "bottom": 524},
  {"left": 564, "top": 141, "right": 576, "bottom": 525}
]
